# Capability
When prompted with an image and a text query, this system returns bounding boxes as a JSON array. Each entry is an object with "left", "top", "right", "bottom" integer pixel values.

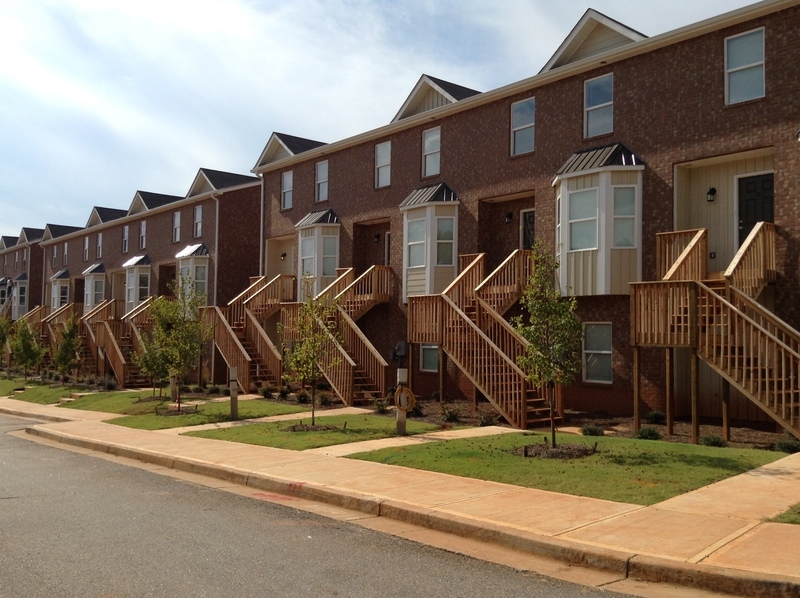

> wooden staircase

[
  {"left": 631, "top": 222, "right": 799, "bottom": 440},
  {"left": 409, "top": 250, "right": 555, "bottom": 429},
  {"left": 94, "top": 299, "right": 152, "bottom": 389}
]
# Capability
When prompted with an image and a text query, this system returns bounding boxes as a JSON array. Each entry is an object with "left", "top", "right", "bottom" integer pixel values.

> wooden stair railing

[
  {"left": 335, "top": 265, "right": 393, "bottom": 320},
  {"left": 475, "top": 249, "right": 533, "bottom": 316},
  {"left": 43, "top": 303, "right": 78, "bottom": 355},
  {"left": 729, "top": 287, "right": 800, "bottom": 355},
  {"left": 244, "top": 309, "right": 282, "bottom": 385},
  {"left": 80, "top": 299, "right": 121, "bottom": 375},
  {"left": 242, "top": 274, "right": 296, "bottom": 322},
  {"left": 227, "top": 276, "right": 268, "bottom": 328},
  {"left": 444, "top": 254, "right": 484, "bottom": 311},
  {"left": 316, "top": 268, "right": 354, "bottom": 304},
  {"left": 203, "top": 306, "right": 252, "bottom": 394},
  {"left": 630, "top": 280, "right": 697, "bottom": 347},
  {"left": 335, "top": 306, "right": 387, "bottom": 400},
  {"left": 724, "top": 222, "right": 776, "bottom": 299},
  {"left": 23, "top": 305, "right": 48, "bottom": 326},
  {"left": 696, "top": 282, "right": 800, "bottom": 440},
  {"left": 657, "top": 229, "right": 707, "bottom": 280},
  {"left": 662, "top": 229, "right": 708, "bottom": 282},
  {"left": 96, "top": 320, "right": 127, "bottom": 388}
]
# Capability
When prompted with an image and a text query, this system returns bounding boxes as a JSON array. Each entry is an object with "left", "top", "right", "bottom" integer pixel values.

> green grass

[
  {"left": 63, "top": 390, "right": 166, "bottom": 414},
  {"left": 185, "top": 414, "right": 445, "bottom": 450},
  {"left": 348, "top": 432, "right": 781, "bottom": 506},
  {"left": 0, "top": 377, "right": 28, "bottom": 398},
  {"left": 769, "top": 503, "right": 800, "bottom": 525},
  {"left": 4, "top": 382, "right": 75, "bottom": 404},
  {"left": 109, "top": 399, "right": 308, "bottom": 430}
]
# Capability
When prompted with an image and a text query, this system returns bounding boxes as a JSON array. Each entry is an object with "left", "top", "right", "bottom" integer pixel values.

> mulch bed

[{"left": 514, "top": 441, "right": 598, "bottom": 459}]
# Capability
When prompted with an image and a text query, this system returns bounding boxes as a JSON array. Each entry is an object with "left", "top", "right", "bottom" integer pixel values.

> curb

[
  {"left": 23, "top": 425, "right": 800, "bottom": 598},
  {"left": 0, "top": 406, "right": 73, "bottom": 423}
]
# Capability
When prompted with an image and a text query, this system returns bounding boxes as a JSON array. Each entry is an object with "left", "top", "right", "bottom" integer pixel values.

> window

[
  {"left": 322, "top": 235, "right": 337, "bottom": 277},
  {"left": 421, "top": 344, "right": 439, "bottom": 372},
  {"left": 122, "top": 225, "right": 129, "bottom": 253},
  {"left": 17, "top": 283, "right": 27, "bottom": 308},
  {"left": 83, "top": 237, "right": 89, "bottom": 261},
  {"left": 584, "top": 323, "right": 612, "bottom": 383},
  {"left": 63, "top": 242, "right": 68, "bottom": 265},
  {"left": 126, "top": 268, "right": 150, "bottom": 312},
  {"left": 407, "top": 219, "right": 426, "bottom": 267},
  {"left": 172, "top": 211, "right": 181, "bottom": 243},
  {"left": 511, "top": 98, "right": 535, "bottom": 155},
  {"left": 315, "top": 160, "right": 328, "bottom": 202},
  {"left": 22, "top": 248, "right": 27, "bottom": 269},
  {"left": 568, "top": 189, "right": 598, "bottom": 250},
  {"left": 422, "top": 127, "right": 440, "bottom": 177},
  {"left": 585, "top": 74, "right": 613, "bottom": 138},
  {"left": 179, "top": 258, "right": 208, "bottom": 302},
  {"left": 139, "top": 221, "right": 147, "bottom": 249},
  {"left": 613, "top": 187, "right": 636, "bottom": 247},
  {"left": 193, "top": 205, "right": 202, "bottom": 237},
  {"left": 436, "top": 217, "right": 454, "bottom": 266},
  {"left": 84, "top": 276, "right": 105, "bottom": 312},
  {"left": 726, "top": 28, "right": 764, "bottom": 105},
  {"left": 300, "top": 236, "right": 314, "bottom": 278},
  {"left": 281, "top": 171, "right": 293, "bottom": 210},
  {"left": 521, "top": 209, "right": 535, "bottom": 250},
  {"left": 96, "top": 232, "right": 103, "bottom": 259},
  {"left": 375, "top": 141, "right": 391, "bottom": 188},
  {"left": 52, "top": 246, "right": 57, "bottom": 268},
  {"left": 14, "top": 251, "right": 18, "bottom": 270}
]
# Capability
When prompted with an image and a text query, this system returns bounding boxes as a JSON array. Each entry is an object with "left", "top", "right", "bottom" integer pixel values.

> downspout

[
  {"left": 212, "top": 191, "right": 221, "bottom": 307},
  {"left": 259, "top": 174, "right": 265, "bottom": 275}
]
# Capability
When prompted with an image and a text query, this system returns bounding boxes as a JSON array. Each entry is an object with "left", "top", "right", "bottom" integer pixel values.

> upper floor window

[
  {"left": 22, "top": 248, "right": 27, "bottom": 269},
  {"left": 139, "top": 221, "right": 147, "bottom": 249},
  {"left": 96, "top": 232, "right": 103, "bottom": 259},
  {"left": 281, "top": 171, "right": 293, "bottom": 210},
  {"left": 407, "top": 219, "right": 426, "bottom": 267},
  {"left": 585, "top": 74, "right": 613, "bottom": 138},
  {"left": 193, "top": 205, "right": 202, "bottom": 237},
  {"left": 375, "top": 141, "right": 391, "bottom": 188},
  {"left": 613, "top": 187, "right": 636, "bottom": 248},
  {"left": 63, "top": 242, "right": 68, "bottom": 265},
  {"left": 83, "top": 236, "right": 89, "bottom": 261},
  {"left": 122, "top": 225, "right": 129, "bottom": 253},
  {"left": 51, "top": 246, "right": 57, "bottom": 268},
  {"left": 436, "top": 217, "right": 454, "bottom": 266},
  {"left": 422, "top": 127, "right": 440, "bottom": 177},
  {"left": 14, "top": 252, "right": 18, "bottom": 270},
  {"left": 726, "top": 28, "right": 765, "bottom": 105},
  {"left": 583, "top": 323, "right": 612, "bottom": 383},
  {"left": 315, "top": 160, "right": 329, "bottom": 202},
  {"left": 511, "top": 98, "right": 535, "bottom": 155},
  {"left": 568, "top": 189, "right": 598, "bottom": 250},
  {"left": 172, "top": 211, "right": 181, "bottom": 243}
]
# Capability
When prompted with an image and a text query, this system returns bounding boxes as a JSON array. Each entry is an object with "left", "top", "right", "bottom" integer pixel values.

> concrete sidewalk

[{"left": 2, "top": 397, "right": 799, "bottom": 597}]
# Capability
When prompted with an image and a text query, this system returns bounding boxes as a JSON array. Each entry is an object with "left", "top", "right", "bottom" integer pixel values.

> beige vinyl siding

[
  {"left": 569, "top": 25, "right": 635, "bottom": 63},
  {"left": 432, "top": 266, "right": 456, "bottom": 294},
  {"left": 406, "top": 268, "right": 427, "bottom": 296},
  {"left": 266, "top": 238, "right": 295, "bottom": 277},
  {"left": 403, "top": 87, "right": 451, "bottom": 119},
  {"left": 567, "top": 173, "right": 600, "bottom": 192},
  {"left": 611, "top": 170, "right": 638, "bottom": 186},
  {"left": 566, "top": 250, "right": 597, "bottom": 295},
  {"left": 610, "top": 249, "right": 637, "bottom": 294}
]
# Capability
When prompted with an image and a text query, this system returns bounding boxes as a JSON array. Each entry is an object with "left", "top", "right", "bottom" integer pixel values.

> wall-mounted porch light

[
  {"left": 706, "top": 187, "right": 717, "bottom": 202},
  {"left": 374, "top": 234, "right": 381, "bottom": 243},
  {"left": 504, "top": 212, "right": 513, "bottom": 224},
  {"left": 280, "top": 252, "right": 287, "bottom": 261}
]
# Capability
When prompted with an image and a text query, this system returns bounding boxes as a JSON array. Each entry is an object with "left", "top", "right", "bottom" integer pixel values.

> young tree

[
  {"left": 135, "top": 276, "right": 211, "bottom": 406},
  {"left": 132, "top": 327, "right": 169, "bottom": 397},
  {"left": 9, "top": 317, "right": 46, "bottom": 381},
  {"left": 0, "top": 316, "right": 11, "bottom": 376},
  {"left": 514, "top": 242, "right": 583, "bottom": 448},
  {"left": 52, "top": 315, "right": 82, "bottom": 385},
  {"left": 280, "top": 275, "right": 340, "bottom": 426}
]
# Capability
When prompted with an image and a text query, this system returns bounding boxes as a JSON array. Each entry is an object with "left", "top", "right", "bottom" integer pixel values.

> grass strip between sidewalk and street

[
  {"left": 348, "top": 432, "right": 782, "bottom": 506},
  {"left": 769, "top": 503, "right": 800, "bottom": 525}
]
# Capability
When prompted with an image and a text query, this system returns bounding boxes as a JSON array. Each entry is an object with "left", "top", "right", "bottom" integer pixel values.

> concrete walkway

[{"left": 2, "top": 397, "right": 799, "bottom": 597}]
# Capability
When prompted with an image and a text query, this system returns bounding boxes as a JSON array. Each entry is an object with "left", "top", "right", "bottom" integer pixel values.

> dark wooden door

[{"left": 738, "top": 174, "right": 773, "bottom": 246}]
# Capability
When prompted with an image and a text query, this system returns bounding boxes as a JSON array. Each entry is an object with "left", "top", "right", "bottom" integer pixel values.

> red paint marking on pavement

[{"left": 252, "top": 492, "right": 299, "bottom": 501}]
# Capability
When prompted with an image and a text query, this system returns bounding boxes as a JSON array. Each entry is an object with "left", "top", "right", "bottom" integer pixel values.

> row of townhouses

[{"left": 2, "top": 0, "right": 799, "bottom": 438}]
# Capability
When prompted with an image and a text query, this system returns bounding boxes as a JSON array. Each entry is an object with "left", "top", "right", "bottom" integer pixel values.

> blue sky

[{"left": 0, "top": 0, "right": 755, "bottom": 238}]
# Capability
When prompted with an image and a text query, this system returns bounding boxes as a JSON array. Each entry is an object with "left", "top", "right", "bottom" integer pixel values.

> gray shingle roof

[
  {"left": 93, "top": 207, "right": 128, "bottom": 223},
  {"left": 399, "top": 183, "right": 459, "bottom": 208},
  {"left": 424, "top": 75, "right": 481, "bottom": 101},
  {"left": 21, "top": 227, "right": 45, "bottom": 242},
  {"left": 82, "top": 263, "right": 105, "bottom": 275},
  {"left": 1, "top": 236, "right": 17, "bottom": 249},
  {"left": 137, "top": 192, "right": 183, "bottom": 210},
  {"left": 199, "top": 169, "right": 259, "bottom": 190},
  {"left": 274, "top": 133, "right": 327, "bottom": 155},
  {"left": 50, "top": 268, "right": 70, "bottom": 281},
  {"left": 46, "top": 224, "right": 83, "bottom": 239},
  {"left": 556, "top": 143, "right": 643, "bottom": 175}
]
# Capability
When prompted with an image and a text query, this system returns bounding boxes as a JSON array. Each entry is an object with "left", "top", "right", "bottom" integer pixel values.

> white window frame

[
  {"left": 435, "top": 217, "right": 454, "bottom": 266},
  {"left": 375, "top": 141, "right": 391, "bottom": 188},
  {"left": 62, "top": 242, "right": 68, "bottom": 265},
  {"left": 281, "top": 171, "right": 293, "bottom": 210},
  {"left": 84, "top": 275, "right": 105, "bottom": 313},
  {"left": 422, "top": 127, "right": 441, "bottom": 177},
  {"left": 612, "top": 186, "right": 636, "bottom": 248},
  {"left": 122, "top": 225, "right": 129, "bottom": 253},
  {"left": 568, "top": 188, "right": 598, "bottom": 251},
  {"left": 22, "top": 248, "right": 26, "bottom": 269},
  {"left": 51, "top": 246, "right": 57, "bottom": 268},
  {"left": 172, "top": 211, "right": 181, "bottom": 243},
  {"left": 139, "top": 221, "right": 147, "bottom": 249},
  {"left": 584, "top": 73, "right": 613, "bottom": 138},
  {"left": 125, "top": 266, "right": 150, "bottom": 313},
  {"left": 511, "top": 97, "right": 535, "bottom": 155},
  {"left": 583, "top": 322, "right": 612, "bottom": 384},
  {"left": 179, "top": 257, "right": 208, "bottom": 305},
  {"left": 407, "top": 218, "right": 426, "bottom": 268},
  {"left": 96, "top": 232, "right": 103, "bottom": 259},
  {"left": 420, "top": 344, "right": 439, "bottom": 373},
  {"left": 725, "top": 28, "right": 765, "bottom": 105},
  {"left": 521, "top": 209, "right": 535, "bottom": 250},
  {"left": 315, "top": 160, "right": 328, "bottom": 202},
  {"left": 83, "top": 237, "right": 89, "bottom": 261},
  {"left": 193, "top": 205, "right": 202, "bottom": 238},
  {"left": 14, "top": 251, "right": 18, "bottom": 270}
]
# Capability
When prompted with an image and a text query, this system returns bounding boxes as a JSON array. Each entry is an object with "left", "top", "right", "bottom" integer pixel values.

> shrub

[
  {"left": 316, "top": 381, "right": 330, "bottom": 391},
  {"left": 775, "top": 435, "right": 800, "bottom": 454},
  {"left": 296, "top": 390, "right": 309, "bottom": 404},
  {"left": 699, "top": 434, "right": 728, "bottom": 447},
  {"left": 222, "top": 387, "right": 230, "bottom": 396},
  {"left": 645, "top": 410, "right": 666, "bottom": 425},
  {"left": 478, "top": 412, "right": 498, "bottom": 427},
  {"left": 581, "top": 423, "right": 605, "bottom": 437},
  {"left": 191, "top": 386, "right": 203, "bottom": 394},
  {"left": 207, "top": 385, "right": 221, "bottom": 395},
  {"left": 319, "top": 392, "right": 332, "bottom": 407},
  {"left": 373, "top": 398, "right": 389, "bottom": 414},
  {"left": 407, "top": 401, "right": 425, "bottom": 418},
  {"left": 264, "top": 383, "right": 279, "bottom": 394},
  {"left": 278, "top": 386, "right": 291, "bottom": 399},
  {"left": 105, "top": 378, "right": 118, "bottom": 391},
  {"left": 260, "top": 387, "right": 273, "bottom": 399},
  {"left": 636, "top": 426, "right": 662, "bottom": 440},
  {"left": 87, "top": 377, "right": 96, "bottom": 385},
  {"left": 180, "top": 384, "right": 191, "bottom": 393},
  {"left": 440, "top": 404, "right": 460, "bottom": 423}
]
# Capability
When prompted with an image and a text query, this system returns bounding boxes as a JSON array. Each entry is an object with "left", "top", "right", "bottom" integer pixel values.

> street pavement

[{"left": 2, "top": 396, "right": 799, "bottom": 597}]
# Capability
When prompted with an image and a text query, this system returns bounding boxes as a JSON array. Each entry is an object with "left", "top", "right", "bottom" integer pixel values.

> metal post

[{"left": 230, "top": 366, "right": 239, "bottom": 421}]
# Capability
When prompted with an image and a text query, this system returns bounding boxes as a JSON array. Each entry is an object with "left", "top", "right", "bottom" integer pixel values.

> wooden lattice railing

[
  {"left": 656, "top": 229, "right": 706, "bottom": 280},
  {"left": 244, "top": 309, "right": 282, "bottom": 384},
  {"left": 662, "top": 229, "right": 707, "bottom": 282},
  {"left": 336, "top": 307, "right": 387, "bottom": 398},
  {"left": 316, "top": 268, "right": 354, "bottom": 303},
  {"left": 203, "top": 306, "right": 251, "bottom": 393},
  {"left": 335, "top": 265, "right": 392, "bottom": 320},
  {"left": 444, "top": 254, "right": 484, "bottom": 310},
  {"left": 476, "top": 249, "right": 533, "bottom": 315},
  {"left": 724, "top": 222, "right": 776, "bottom": 299},
  {"left": 227, "top": 276, "right": 267, "bottom": 327},
  {"left": 96, "top": 320, "right": 127, "bottom": 388},
  {"left": 630, "top": 280, "right": 696, "bottom": 347},
  {"left": 242, "top": 274, "right": 296, "bottom": 323}
]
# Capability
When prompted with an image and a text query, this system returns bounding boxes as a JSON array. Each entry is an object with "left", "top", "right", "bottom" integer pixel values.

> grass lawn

[
  {"left": 349, "top": 432, "right": 782, "bottom": 506},
  {"left": 109, "top": 399, "right": 308, "bottom": 430},
  {"left": 185, "top": 414, "right": 446, "bottom": 450},
  {"left": 0, "top": 377, "right": 28, "bottom": 398},
  {"left": 769, "top": 503, "right": 800, "bottom": 525},
  {"left": 64, "top": 390, "right": 166, "bottom": 414},
  {"left": 3, "top": 381, "right": 75, "bottom": 404}
]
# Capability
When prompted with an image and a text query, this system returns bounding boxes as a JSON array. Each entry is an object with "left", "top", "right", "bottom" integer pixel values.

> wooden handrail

[
  {"left": 43, "top": 302, "right": 75, "bottom": 324},
  {"left": 228, "top": 275, "right": 268, "bottom": 327},
  {"left": 336, "top": 306, "right": 388, "bottom": 398},
  {"left": 407, "top": 295, "right": 442, "bottom": 344},
  {"left": 656, "top": 229, "right": 705, "bottom": 280},
  {"left": 630, "top": 280, "right": 696, "bottom": 347},
  {"left": 335, "top": 265, "right": 393, "bottom": 320},
  {"left": 458, "top": 253, "right": 482, "bottom": 272},
  {"left": 724, "top": 222, "right": 776, "bottom": 299},
  {"left": 315, "top": 316, "right": 356, "bottom": 404},
  {"left": 242, "top": 274, "right": 296, "bottom": 324},
  {"left": 123, "top": 296, "right": 155, "bottom": 323},
  {"left": 244, "top": 308, "right": 282, "bottom": 384},
  {"left": 729, "top": 286, "right": 800, "bottom": 356},
  {"left": 316, "top": 268, "right": 354, "bottom": 303},
  {"left": 203, "top": 306, "right": 251, "bottom": 393},
  {"left": 662, "top": 229, "right": 707, "bottom": 281},
  {"left": 443, "top": 253, "right": 484, "bottom": 310},
  {"left": 96, "top": 320, "right": 127, "bottom": 388},
  {"left": 476, "top": 249, "right": 533, "bottom": 316},
  {"left": 24, "top": 305, "right": 48, "bottom": 326}
]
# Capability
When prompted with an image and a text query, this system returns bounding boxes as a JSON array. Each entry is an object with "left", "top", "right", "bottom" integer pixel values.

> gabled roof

[
  {"left": 49, "top": 268, "right": 70, "bottom": 281},
  {"left": 122, "top": 255, "right": 150, "bottom": 268},
  {"left": 175, "top": 243, "right": 209, "bottom": 258},
  {"left": 42, "top": 223, "right": 83, "bottom": 242},
  {"left": 295, "top": 209, "right": 341, "bottom": 229},
  {"left": 399, "top": 183, "right": 460, "bottom": 209},
  {"left": 86, "top": 206, "right": 127, "bottom": 228},
  {"left": 186, "top": 168, "right": 259, "bottom": 198},
  {"left": 393, "top": 74, "right": 481, "bottom": 122},
  {"left": 253, "top": 132, "right": 328, "bottom": 171},
  {"left": 128, "top": 191, "right": 183, "bottom": 216},
  {"left": 556, "top": 143, "right": 643, "bottom": 177},
  {"left": 82, "top": 263, "right": 105, "bottom": 275},
  {"left": 540, "top": 9, "right": 647, "bottom": 73},
  {"left": 0, "top": 236, "right": 17, "bottom": 250},
  {"left": 19, "top": 227, "right": 44, "bottom": 244}
]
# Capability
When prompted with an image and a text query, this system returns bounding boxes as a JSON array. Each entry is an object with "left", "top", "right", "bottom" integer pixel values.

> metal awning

[
  {"left": 556, "top": 143, "right": 643, "bottom": 177},
  {"left": 82, "top": 263, "right": 106, "bottom": 276},
  {"left": 122, "top": 255, "right": 150, "bottom": 268},
  {"left": 49, "top": 268, "right": 70, "bottom": 281},
  {"left": 176, "top": 243, "right": 209, "bottom": 258},
  {"left": 399, "top": 183, "right": 459, "bottom": 209},
  {"left": 295, "top": 209, "right": 340, "bottom": 229}
]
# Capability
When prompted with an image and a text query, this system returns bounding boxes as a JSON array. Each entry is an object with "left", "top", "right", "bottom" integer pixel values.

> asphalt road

[{"left": 0, "top": 414, "right": 635, "bottom": 597}]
